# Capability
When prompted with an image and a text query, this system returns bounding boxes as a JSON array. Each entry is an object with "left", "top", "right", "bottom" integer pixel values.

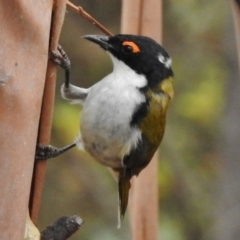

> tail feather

[{"left": 117, "top": 173, "right": 131, "bottom": 228}]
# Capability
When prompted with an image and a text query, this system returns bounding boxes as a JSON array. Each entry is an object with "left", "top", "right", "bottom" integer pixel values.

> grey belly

[
  {"left": 81, "top": 128, "right": 129, "bottom": 168},
  {"left": 80, "top": 109, "right": 132, "bottom": 168}
]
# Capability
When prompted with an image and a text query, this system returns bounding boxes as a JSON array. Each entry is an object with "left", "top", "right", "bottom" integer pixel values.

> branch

[
  {"left": 67, "top": 1, "right": 113, "bottom": 36},
  {"left": 30, "top": 0, "right": 68, "bottom": 223},
  {"left": 41, "top": 215, "right": 83, "bottom": 240}
]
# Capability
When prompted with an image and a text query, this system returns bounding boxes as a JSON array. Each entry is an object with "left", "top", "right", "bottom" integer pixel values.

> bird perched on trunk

[{"left": 36, "top": 34, "right": 174, "bottom": 227}]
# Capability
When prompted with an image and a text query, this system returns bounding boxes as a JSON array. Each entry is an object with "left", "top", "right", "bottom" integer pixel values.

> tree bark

[{"left": 0, "top": 0, "right": 52, "bottom": 239}]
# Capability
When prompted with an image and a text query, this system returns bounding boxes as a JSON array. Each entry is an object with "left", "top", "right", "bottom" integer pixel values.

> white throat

[{"left": 108, "top": 53, "right": 147, "bottom": 88}]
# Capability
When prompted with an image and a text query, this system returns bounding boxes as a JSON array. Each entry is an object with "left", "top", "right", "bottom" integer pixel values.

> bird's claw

[
  {"left": 50, "top": 45, "right": 71, "bottom": 71},
  {"left": 35, "top": 144, "right": 59, "bottom": 160}
]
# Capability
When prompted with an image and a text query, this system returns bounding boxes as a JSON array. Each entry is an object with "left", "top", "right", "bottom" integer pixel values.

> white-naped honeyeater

[{"left": 36, "top": 34, "right": 174, "bottom": 227}]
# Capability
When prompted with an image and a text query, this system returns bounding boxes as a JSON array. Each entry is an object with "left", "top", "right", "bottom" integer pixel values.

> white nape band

[{"left": 158, "top": 54, "right": 172, "bottom": 68}]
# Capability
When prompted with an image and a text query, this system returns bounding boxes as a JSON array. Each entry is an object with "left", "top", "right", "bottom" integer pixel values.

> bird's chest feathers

[
  {"left": 84, "top": 78, "right": 145, "bottom": 124},
  {"left": 80, "top": 68, "right": 147, "bottom": 164},
  {"left": 82, "top": 63, "right": 147, "bottom": 128}
]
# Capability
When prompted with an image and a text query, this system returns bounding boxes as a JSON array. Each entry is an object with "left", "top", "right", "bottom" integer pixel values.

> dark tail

[{"left": 118, "top": 172, "right": 131, "bottom": 228}]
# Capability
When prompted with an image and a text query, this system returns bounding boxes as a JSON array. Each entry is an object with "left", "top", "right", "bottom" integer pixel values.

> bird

[{"left": 36, "top": 34, "right": 174, "bottom": 227}]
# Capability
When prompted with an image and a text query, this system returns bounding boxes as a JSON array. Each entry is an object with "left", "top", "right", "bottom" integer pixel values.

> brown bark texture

[
  {"left": 0, "top": 0, "right": 52, "bottom": 239},
  {"left": 121, "top": 0, "right": 162, "bottom": 240}
]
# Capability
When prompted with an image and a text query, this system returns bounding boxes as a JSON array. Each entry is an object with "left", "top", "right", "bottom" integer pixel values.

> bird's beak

[{"left": 82, "top": 35, "right": 112, "bottom": 50}]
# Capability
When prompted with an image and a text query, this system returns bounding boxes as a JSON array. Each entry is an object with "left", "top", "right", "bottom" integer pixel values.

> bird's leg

[
  {"left": 35, "top": 47, "right": 77, "bottom": 160},
  {"left": 50, "top": 45, "right": 71, "bottom": 88},
  {"left": 35, "top": 142, "right": 77, "bottom": 160}
]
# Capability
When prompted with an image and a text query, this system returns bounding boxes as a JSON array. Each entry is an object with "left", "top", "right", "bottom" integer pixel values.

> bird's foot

[
  {"left": 50, "top": 45, "right": 71, "bottom": 71},
  {"left": 35, "top": 142, "right": 77, "bottom": 160},
  {"left": 35, "top": 144, "right": 61, "bottom": 160}
]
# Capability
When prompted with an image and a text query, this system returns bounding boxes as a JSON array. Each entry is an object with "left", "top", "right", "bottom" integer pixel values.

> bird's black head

[{"left": 83, "top": 34, "right": 173, "bottom": 88}]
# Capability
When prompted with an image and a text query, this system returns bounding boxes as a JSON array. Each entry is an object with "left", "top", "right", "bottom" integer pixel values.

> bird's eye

[
  {"left": 122, "top": 41, "right": 140, "bottom": 54},
  {"left": 122, "top": 45, "right": 133, "bottom": 54}
]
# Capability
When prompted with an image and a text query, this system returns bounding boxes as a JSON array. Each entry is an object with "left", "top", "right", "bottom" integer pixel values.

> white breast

[{"left": 80, "top": 55, "right": 147, "bottom": 168}]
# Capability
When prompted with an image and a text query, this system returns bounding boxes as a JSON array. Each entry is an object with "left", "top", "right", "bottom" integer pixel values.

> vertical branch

[
  {"left": 29, "top": 0, "right": 67, "bottom": 224},
  {"left": 121, "top": 0, "right": 162, "bottom": 240},
  {"left": 0, "top": 0, "right": 52, "bottom": 239},
  {"left": 211, "top": 1, "right": 240, "bottom": 239}
]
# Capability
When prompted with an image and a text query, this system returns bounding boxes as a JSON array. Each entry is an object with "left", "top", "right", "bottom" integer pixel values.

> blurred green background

[{"left": 38, "top": 0, "right": 240, "bottom": 239}]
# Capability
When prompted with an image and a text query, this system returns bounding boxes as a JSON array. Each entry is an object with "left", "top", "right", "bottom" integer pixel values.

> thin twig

[{"left": 67, "top": 0, "right": 113, "bottom": 36}]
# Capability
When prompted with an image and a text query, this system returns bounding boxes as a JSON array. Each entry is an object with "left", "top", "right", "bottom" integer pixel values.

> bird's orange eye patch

[{"left": 122, "top": 41, "right": 140, "bottom": 53}]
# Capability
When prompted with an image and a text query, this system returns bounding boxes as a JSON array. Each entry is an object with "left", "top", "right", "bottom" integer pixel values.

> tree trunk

[{"left": 0, "top": 1, "right": 52, "bottom": 239}]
